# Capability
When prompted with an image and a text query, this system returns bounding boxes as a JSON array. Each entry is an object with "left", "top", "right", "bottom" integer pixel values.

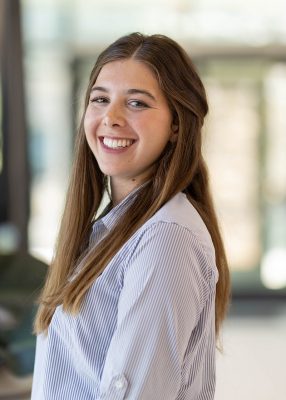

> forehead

[{"left": 94, "top": 59, "right": 160, "bottom": 89}]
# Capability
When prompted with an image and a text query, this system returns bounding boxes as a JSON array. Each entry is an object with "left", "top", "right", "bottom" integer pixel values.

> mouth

[{"left": 100, "top": 137, "right": 136, "bottom": 149}]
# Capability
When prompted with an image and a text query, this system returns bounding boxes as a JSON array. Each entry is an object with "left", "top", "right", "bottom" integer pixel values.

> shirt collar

[{"left": 95, "top": 183, "right": 146, "bottom": 232}]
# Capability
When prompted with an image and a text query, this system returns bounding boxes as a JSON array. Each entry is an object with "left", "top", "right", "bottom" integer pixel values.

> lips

[{"left": 101, "top": 137, "right": 135, "bottom": 149}]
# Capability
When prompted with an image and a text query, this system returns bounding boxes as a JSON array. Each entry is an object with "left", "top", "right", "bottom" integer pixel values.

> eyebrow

[{"left": 90, "top": 86, "right": 156, "bottom": 101}]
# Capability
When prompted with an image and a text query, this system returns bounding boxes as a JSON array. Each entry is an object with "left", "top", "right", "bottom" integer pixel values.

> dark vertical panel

[{"left": 0, "top": 0, "right": 29, "bottom": 251}]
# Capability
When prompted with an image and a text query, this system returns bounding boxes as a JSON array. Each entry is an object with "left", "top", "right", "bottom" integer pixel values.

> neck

[
  {"left": 110, "top": 177, "right": 141, "bottom": 207},
  {"left": 110, "top": 178, "right": 151, "bottom": 207}
]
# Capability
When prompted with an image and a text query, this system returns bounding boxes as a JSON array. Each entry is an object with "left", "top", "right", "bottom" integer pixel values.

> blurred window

[{"left": 20, "top": 0, "right": 286, "bottom": 296}]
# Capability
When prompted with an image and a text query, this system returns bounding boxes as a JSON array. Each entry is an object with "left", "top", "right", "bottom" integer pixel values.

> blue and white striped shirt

[{"left": 32, "top": 190, "right": 218, "bottom": 400}]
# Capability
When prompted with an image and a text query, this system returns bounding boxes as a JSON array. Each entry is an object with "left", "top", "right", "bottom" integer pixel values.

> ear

[
  {"left": 169, "top": 122, "right": 179, "bottom": 143},
  {"left": 171, "top": 122, "right": 179, "bottom": 133}
]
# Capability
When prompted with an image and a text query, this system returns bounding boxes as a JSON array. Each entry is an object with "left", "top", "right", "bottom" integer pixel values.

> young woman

[{"left": 32, "top": 32, "right": 230, "bottom": 399}]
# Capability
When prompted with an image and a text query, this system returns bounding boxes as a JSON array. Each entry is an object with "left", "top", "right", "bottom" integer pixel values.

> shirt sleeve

[{"left": 99, "top": 221, "right": 214, "bottom": 400}]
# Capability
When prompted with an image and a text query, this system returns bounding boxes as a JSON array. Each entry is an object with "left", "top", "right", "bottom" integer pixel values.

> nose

[{"left": 103, "top": 104, "right": 126, "bottom": 127}]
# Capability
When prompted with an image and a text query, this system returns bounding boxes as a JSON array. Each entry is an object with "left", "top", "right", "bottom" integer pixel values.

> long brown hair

[{"left": 34, "top": 33, "right": 230, "bottom": 338}]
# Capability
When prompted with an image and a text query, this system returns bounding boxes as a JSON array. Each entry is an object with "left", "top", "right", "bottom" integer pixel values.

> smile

[{"left": 102, "top": 137, "right": 135, "bottom": 149}]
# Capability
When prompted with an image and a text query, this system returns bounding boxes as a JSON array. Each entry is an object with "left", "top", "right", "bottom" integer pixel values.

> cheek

[
  {"left": 150, "top": 116, "right": 173, "bottom": 145},
  {"left": 149, "top": 109, "right": 172, "bottom": 132},
  {"left": 84, "top": 110, "right": 100, "bottom": 137}
]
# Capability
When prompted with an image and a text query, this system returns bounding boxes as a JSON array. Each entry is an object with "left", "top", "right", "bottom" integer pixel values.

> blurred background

[{"left": 0, "top": 0, "right": 286, "bottom": 399}]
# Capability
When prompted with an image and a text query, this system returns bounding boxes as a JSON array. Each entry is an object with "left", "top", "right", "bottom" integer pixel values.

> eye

[
  {"left": 89, "top": 96, "right": 109, "bottom": 104},
  {"left": 128, "top": 100, "right": 149, "bottom": 109}
]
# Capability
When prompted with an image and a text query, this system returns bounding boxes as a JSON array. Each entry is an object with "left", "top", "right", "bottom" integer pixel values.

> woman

[{"left": 32, "top": 32, "right": 230, "bottom": 399}]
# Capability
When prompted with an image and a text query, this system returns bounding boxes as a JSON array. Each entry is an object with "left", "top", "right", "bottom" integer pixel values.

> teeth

[{"left": 103, "top": 137, "right": 134, "bottom": 149}]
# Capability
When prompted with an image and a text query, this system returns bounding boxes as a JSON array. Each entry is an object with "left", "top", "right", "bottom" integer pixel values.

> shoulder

[
  {"left": 122, "top": 193, "right": 218, "bottom": 285},
  {"left": 145, "top": 192, "right": 215, "bottom": 257},
  {"left": 120, "top": 195, "right": 218, "bottom": 312}
]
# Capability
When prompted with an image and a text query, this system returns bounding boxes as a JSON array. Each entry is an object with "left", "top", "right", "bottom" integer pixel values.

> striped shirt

[{"left": 31, "top": 190, "right": 218, "bottom": 400}]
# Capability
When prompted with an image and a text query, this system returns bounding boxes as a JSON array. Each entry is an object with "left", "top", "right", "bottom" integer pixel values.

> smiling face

[{"left": 84, "top": 58, "right": 176, "bottom": 203}]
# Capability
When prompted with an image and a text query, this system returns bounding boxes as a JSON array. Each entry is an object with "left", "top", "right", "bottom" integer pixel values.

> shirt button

[{"left": 114, "top": 378, "right": 125, "bottom": 390}]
